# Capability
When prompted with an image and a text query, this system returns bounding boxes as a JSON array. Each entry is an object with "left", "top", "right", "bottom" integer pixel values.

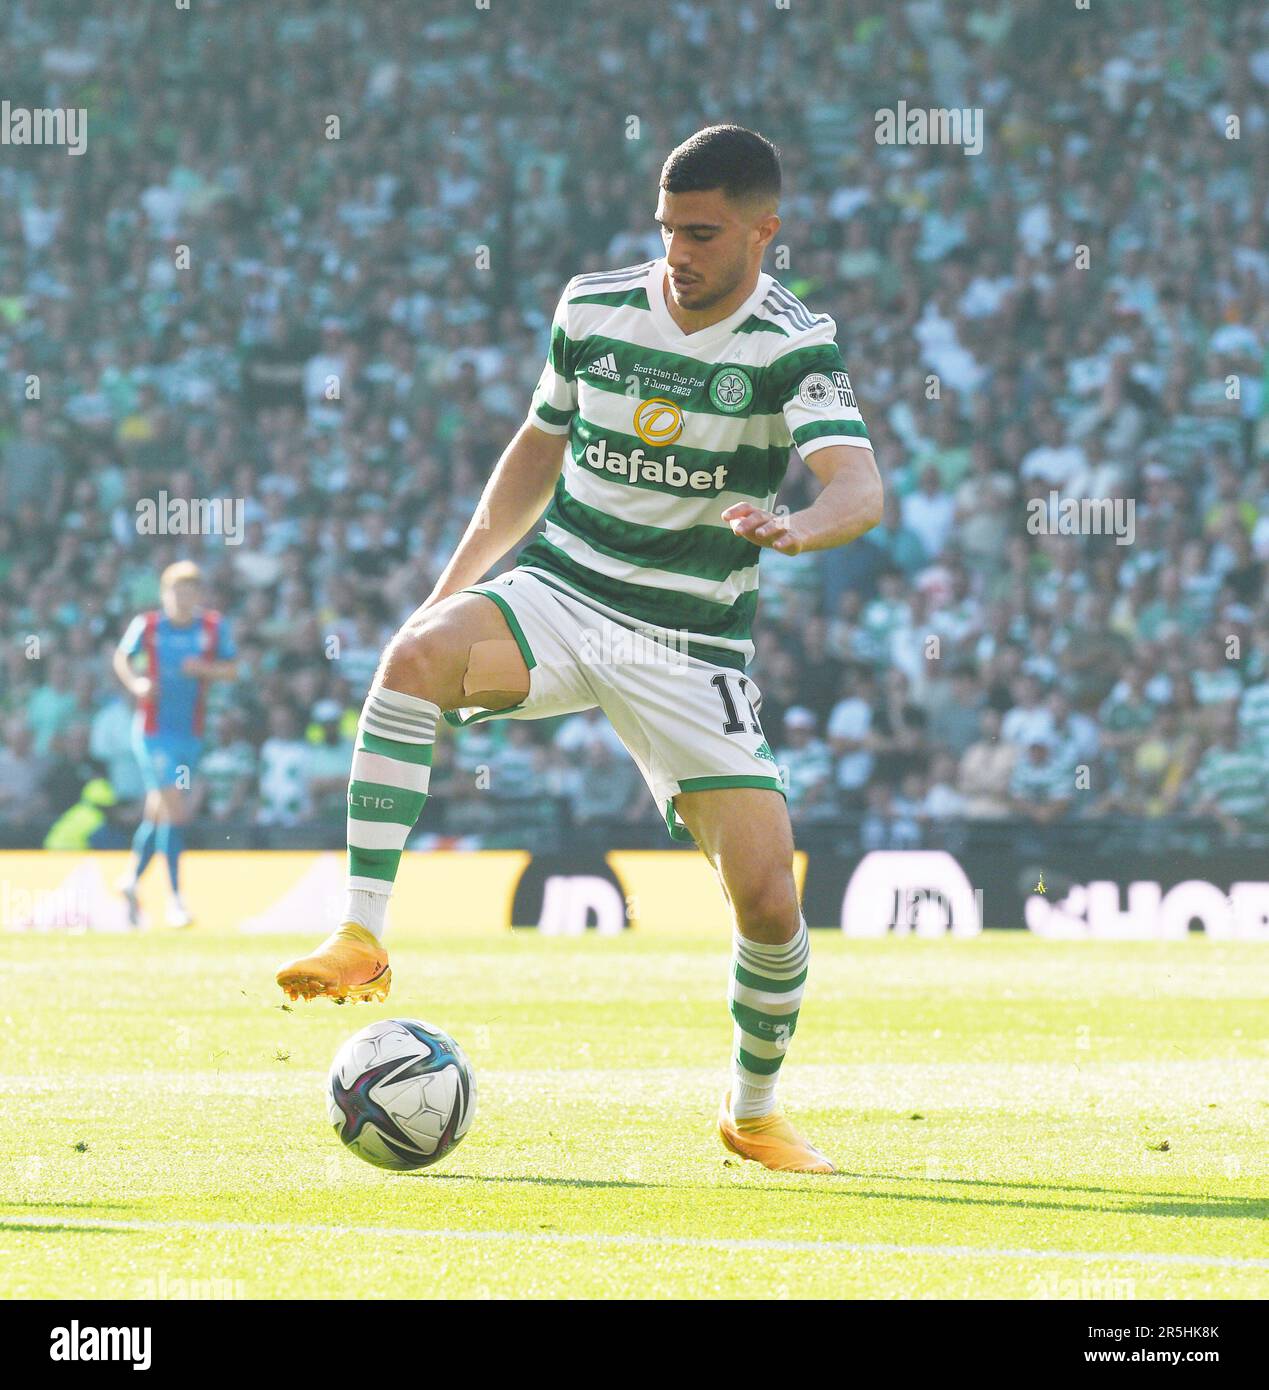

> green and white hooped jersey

[{"left": 522, "top": 258, "right": 872, "bottom": 670}]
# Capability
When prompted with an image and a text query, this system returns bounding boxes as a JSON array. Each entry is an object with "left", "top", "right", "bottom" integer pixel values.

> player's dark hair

[{"left": 660, "top": 125, "right": 781, "bottom": 205}]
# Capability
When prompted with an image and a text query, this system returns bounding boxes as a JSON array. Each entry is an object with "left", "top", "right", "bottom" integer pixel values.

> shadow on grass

[
  {"left": 851, "top": 1171, "right": 1266, "bottom": 1205},
  {"left": 5, "top": 1179, "right": 1261, "bottom": 1230},
  {"left": 0, "top": 1222, "right": 135, "bottom": 1236},
  {"left": 0, "top": 1201, "right": 132, "bottom": 1210},
  {"left": 418, "top": 1170, "right": 1269, "bottom": 1220}
]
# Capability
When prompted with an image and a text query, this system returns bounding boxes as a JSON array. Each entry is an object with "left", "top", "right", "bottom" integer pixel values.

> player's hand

[
  {"left": 181, "top": 657, "right": 208, "bottom": 677},
  {"left": 131, "top": 677, "right": 152, "bottom": 699},
  {"left": 722, "top": 502, "right": 805, "bottom": 555}
]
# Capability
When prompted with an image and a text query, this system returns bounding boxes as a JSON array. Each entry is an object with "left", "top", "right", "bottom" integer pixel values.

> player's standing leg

[
  {"left": 124, "top": 736, "right": 198, "bottom": 927},
  {"left": 156, "top": 778, "right": 194, "bottom": 927},
  {"left": 120, "top": 724, "right": 174, "bottom": 928},
  {"left": 673, "top": 785, "right": 833, "bottom": 1173},
  {"left": 120, "top": 782, "right": 161, "bottom": 929},
  {"left": 275, "top": 591, "right": 529, "bottom": 1002}
]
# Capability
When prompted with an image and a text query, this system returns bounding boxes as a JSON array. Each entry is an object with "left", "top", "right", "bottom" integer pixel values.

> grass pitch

[{"left": 1, "top": 925, "right": 1265, "bottom": 1299}]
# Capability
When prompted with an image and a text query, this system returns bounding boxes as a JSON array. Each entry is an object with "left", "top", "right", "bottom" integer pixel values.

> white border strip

[{"left": 3, "top": 1215, "right": 1265, "bottom": 1269}]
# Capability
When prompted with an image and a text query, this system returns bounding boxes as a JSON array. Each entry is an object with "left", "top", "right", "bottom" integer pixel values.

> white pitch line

[{"left": 2, "top": 1214, "right": 1265, "bottom": 1270}]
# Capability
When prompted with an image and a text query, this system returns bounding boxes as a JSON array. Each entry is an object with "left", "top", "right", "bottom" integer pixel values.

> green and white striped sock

[
  {"left": 344, "top": 685, "right": 440, "bottom": 940},
  {"left": 729, "top": 915, "right": 810, "bottom": 1119}
]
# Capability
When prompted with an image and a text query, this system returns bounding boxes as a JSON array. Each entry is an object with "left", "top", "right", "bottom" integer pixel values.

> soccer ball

[{"left": 327, "top": 1018, "right": 476, "bottom": 1171}]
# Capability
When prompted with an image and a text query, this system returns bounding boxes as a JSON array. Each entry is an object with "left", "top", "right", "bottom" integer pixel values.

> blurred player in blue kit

[{"left": 112, "top": 562, "right": 238, "bottom": 926}]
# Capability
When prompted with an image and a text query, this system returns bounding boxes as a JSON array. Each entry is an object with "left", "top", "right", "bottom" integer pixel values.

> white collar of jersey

[{"left": 645, "top": 258, "right": 772, "bottom": 351}]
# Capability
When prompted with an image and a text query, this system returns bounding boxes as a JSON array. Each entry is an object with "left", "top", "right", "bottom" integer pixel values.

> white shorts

[{"left": 442, "top": 568, "right": 785, "bottom": 841}]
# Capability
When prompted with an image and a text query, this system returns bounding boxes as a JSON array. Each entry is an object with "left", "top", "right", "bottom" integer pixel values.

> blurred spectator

[
  {"left": 198, "top": 710, "right": 259, "bottom": 827},
  {"left": 256, "top": 706, "right": 313, "bottom": 827},
  {"left": 488, "top": 721, "right": 541, "bottom": 803},
  {"left": 861, "top": 782, "right": 921, "bottom": 850},
  {"left": 827, "top": 667, "right": 877, "bottom": 801},
  {"left": 1238, "top": 678, "right": 1269, "bottom": 756},
  {"left": 1192, "top": 708, "right": 1268, "bottom": 836},
  {"left": 1, "top": 411, "right": 62, "bottom": 520},
  {"left": 869, "top": 670, "right": 930, "bottom": 784},
  {"left": 925, "top": 667, "right": 983, "bottom": 758},
  {"left": 572, "top": 740, "right": 642, "bottom": 825},
  {"left": 774, "top": 706, "right": 836, "bottom": 823},
  {"left": 958, "top": 707, "right": 1016, "bottom": 820},
  {"left": 1098, "top": 665, "right": 1156, "bottom": 753},
  {"left": 44, "top": 724, "right": 102, "bottom": 819},
  {"left": 1191, "top": 639, "right": 1243, "bottom": 721},
  {"left": 554, "top": 707, "right": 626, "bottom": 761},
  {"left": 1129, "top": 708, "right": 1200, "bottom": 818},
  {"left": 1009, "top": 738, "right": 1073, "bottom": 825},
  {"left": 25, "top": 656, "right": 78, "bottom": 757},
  {"left": 304, "top": 699, "right": 356, "bottom": 821},
  {"left": 919, "top": 753, "right": 968, "bottom": 821},
  {"left": 900, "top": 467, "right": 956, "bottom": 561},
  {"left": 0, "top": 716, "right": 48, "bottom": 830},
  {"left": 89, "top": 689, "right": 145, "bottom": 803},
  {"left": 1001, "top": 674, "right": 1056, "bottom": 751},
  {"left": 1048, "top": 690, "right": 1101, "bottom": 774}
]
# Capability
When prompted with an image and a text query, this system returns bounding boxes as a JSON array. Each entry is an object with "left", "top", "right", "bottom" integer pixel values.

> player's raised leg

[
  {"left": 673, "top": 786, "right": 833, "bottom": 1173},
  {"left": 275, "top": 591, "right": 529, "bottom": 1002}
]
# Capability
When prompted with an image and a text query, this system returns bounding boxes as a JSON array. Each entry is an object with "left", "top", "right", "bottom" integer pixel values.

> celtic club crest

[{"left": 709, "top": 367, "right": 753, "bottom": 413}]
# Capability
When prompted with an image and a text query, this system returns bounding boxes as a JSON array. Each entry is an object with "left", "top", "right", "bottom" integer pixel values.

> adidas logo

[{"left": 586, "top": 351, "right": 621, "bottom": 382}]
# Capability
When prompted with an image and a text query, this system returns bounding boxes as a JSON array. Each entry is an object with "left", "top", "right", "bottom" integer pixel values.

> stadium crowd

[{"left": 1, "top": 0, "right": 1267, "bottom": 849}]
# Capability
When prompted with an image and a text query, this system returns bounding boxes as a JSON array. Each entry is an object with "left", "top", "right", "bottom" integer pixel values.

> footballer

[
  {"left": 113, "top": 561, "right": 238, "bottom": 928},
  {"left": 277, "top": 126, "right": 883, "bottom": 1172}
]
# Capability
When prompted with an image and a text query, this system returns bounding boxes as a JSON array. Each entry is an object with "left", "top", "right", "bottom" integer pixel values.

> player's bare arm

[
  {"left": 111, "top": 647, "right": 150, "bottom": 699},
  {"left": 346, "top": 424, "right": 565, "bottom": 725},
  {"left": 722, "top": 442, "right": 884, "bottom": 555},
  {"left": 424, "top": 421, "right": 565, "bottom": 609}
]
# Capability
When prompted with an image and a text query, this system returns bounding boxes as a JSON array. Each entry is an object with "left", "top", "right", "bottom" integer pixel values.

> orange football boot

[
  {"left": 718, "top": 1092, "right": 835, "bottom": 1173},
  {"left": 276, "top": 923, "right": 391, "bottom": 1004}
]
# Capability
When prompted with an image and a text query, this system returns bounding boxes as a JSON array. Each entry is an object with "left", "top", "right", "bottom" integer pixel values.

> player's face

[
  {"left": 655, "top": 188, "right": 778, "bottom": 313},
  {"left": 162, "top": 578, "right": 201, "bottom": 622}
]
